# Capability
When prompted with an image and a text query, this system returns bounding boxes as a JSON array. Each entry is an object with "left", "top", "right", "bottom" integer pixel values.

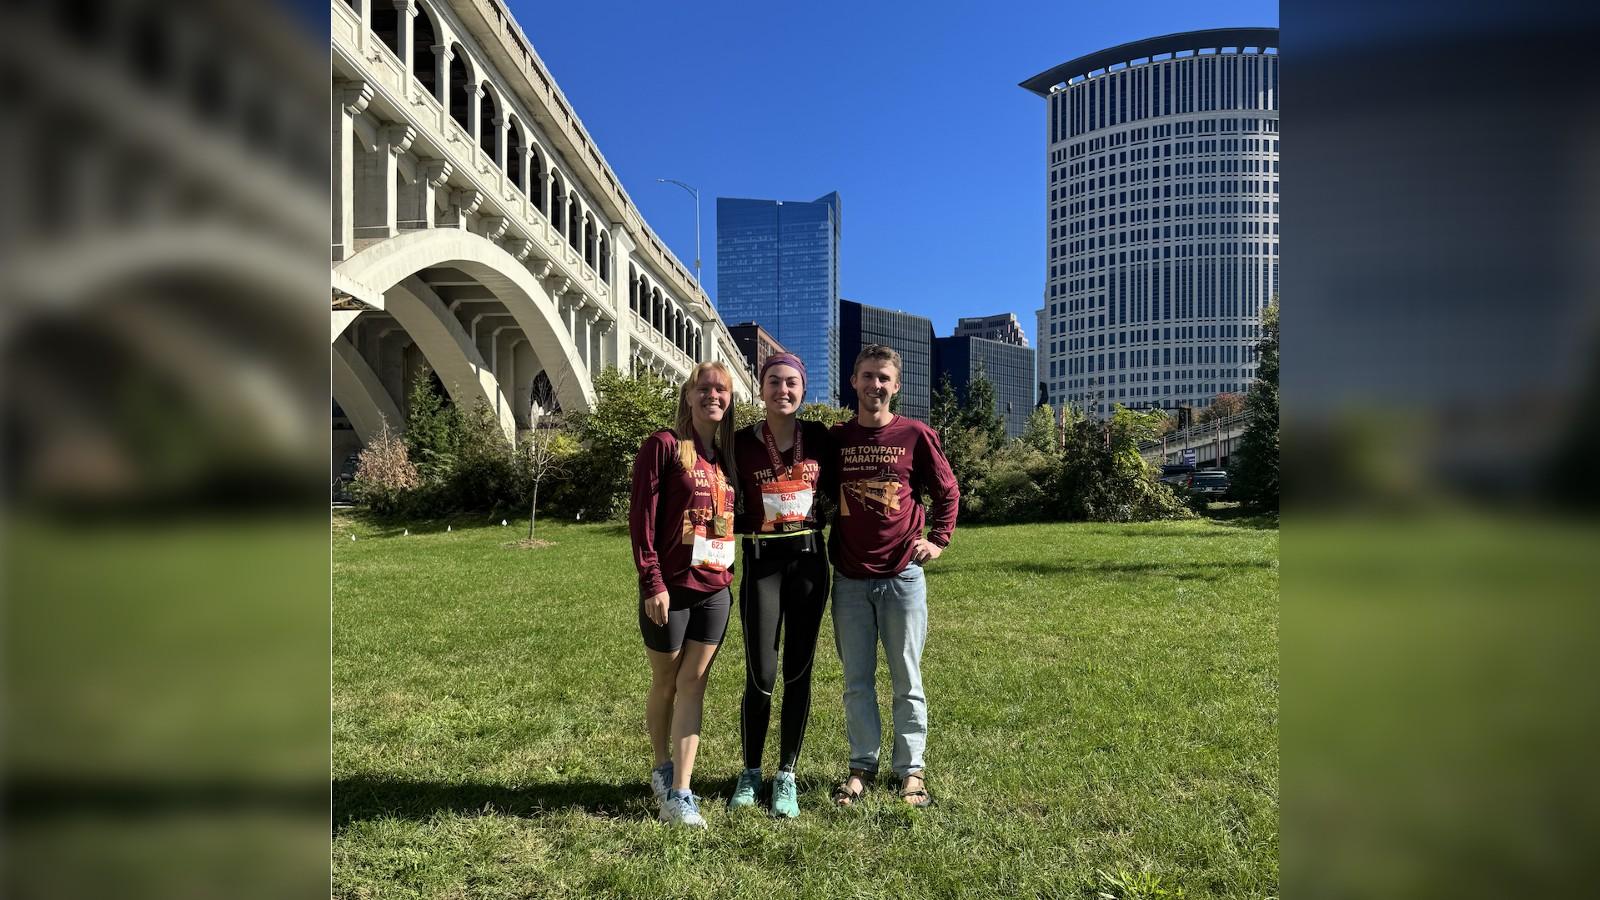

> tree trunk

[{"left": 528, "top": 480, "right": 539, "bottom": 540}]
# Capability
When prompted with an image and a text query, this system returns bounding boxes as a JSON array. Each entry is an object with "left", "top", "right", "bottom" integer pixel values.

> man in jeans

[{"left": 827, "top": 344, "right": 959, "bottom": 808}]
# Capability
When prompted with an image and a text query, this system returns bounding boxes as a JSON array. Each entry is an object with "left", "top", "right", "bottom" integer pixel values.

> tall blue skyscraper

[{"left": 715, "top": 193, "right": 841, "bottom": 404}]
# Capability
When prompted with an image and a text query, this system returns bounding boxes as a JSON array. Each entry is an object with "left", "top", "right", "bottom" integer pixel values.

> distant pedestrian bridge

[{"left": 1139, "top": 412, "right": 1249, "bottom": 469}]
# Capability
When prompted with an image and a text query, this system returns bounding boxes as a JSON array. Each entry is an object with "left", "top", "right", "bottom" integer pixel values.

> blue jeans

[{"left": 831, "top": 563, "right": 927, "bottom": 778}]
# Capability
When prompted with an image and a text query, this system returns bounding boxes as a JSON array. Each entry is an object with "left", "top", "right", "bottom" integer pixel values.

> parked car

[
  {"left": 1184, "top": 469, "right": 1232, "bottom": 499},
  {"left": 1159, "top": 463, "right": 1196, "bottom": 486}
]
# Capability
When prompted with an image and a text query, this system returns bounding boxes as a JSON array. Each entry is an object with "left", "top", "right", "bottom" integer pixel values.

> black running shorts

[{"left": 639, "top": 585, "right": 732, "bottom": 653}]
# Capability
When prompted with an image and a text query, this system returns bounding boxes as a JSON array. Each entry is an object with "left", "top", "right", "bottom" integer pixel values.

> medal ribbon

[{"left": 761, "top": 421, "right": 805, "bottom": 482}]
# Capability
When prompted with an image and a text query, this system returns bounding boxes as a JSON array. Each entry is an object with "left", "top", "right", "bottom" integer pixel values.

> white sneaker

[
  {"left": 650, "top": 761, "right": 673, "bottom": 806},
  {"left": 658, "top": 791, "right": 707, "bottom": 828}
]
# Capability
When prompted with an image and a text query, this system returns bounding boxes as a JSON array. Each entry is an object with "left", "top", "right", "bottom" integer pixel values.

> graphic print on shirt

[
  {"left": 755, "top": 422, "right": 818, "bottom": 532},
  {"left": 838, "top": 442, "right": 907, "bottom": 517},
  {"left": 750, "top": 462, "right": 819, "bottom": 532},
  {"left": 682, "top": 463, "right": 735, "bottom": 571}
]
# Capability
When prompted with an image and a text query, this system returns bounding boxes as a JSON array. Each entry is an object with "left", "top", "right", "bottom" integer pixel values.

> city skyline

[{"left": 505, "top": 0, "right": 1279, "bottom": 346}]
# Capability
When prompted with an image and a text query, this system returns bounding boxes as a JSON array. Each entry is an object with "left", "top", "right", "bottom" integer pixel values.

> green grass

[{"left": 333, "top": 513, "right": 1277, "bottom": 899}]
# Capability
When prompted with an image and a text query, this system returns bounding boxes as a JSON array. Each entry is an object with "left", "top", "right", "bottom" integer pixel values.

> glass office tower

[
  {"left": 715, "top": 193, "right": 841, "bottom": 404},
  {"left": 935, "top": 336, "right": 1037, "bottom": 439},
  {"left": 839, "top": 299, "right": 934, "bottom": 421}
]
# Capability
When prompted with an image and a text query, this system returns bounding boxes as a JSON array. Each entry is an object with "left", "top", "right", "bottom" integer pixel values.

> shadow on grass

[
  {"left": 334, "top": 775, "right": 649, "bottom": 829},
  {"left": 332, "top": 771, "right": 837, "bottom": 831},
  {"left": 1069, "top": 524, "right": 1250, "bottom": 539},
  {"left": 937, "top": 559, "right": 1273, "bottom": 582},
  {"left": 1196, "top": 503, "right": 1280, "bottom": 529}
]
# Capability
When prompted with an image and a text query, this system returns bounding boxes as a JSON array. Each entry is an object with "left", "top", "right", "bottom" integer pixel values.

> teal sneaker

[
  {"left": 770, "top": 770, "right": 800, "bottom": 819},
  {"left": 729, "top": 767, "right": 763, "bottom": 809}
]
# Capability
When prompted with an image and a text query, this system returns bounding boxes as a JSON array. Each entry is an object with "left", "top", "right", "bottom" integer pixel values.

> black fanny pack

[{"left": 742, "top": 530, "right": 823, "bottom": 560}]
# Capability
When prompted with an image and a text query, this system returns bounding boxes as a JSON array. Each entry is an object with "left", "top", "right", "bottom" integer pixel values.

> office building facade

[
  {"left": 1035, "top": 306, "right": 1049, "bottom": 406},
  {"left": 839, "top": 299, "right": 934, "bottom": 422},
  {"left": 954, "top": 312, "right": 1028, "bottom": 346},
  {"left": 1021, "top": 28, "right": 1279, "bottom": 418},
  {"left": 934, "top": 336, "right": 1037, "bottom": 439},
  {"left": 715, "top": 193, "right": 841, "bottom": 404},
  {"left": 726, "top": 322, "right": 789, "bottom": 385}
]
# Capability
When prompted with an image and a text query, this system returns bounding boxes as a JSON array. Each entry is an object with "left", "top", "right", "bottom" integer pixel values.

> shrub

[
  {"left": 968, "top": 442, "right": 1056, "bottom": 524},
  {"left": 562, "top": 368, "right": 677, "bottom": 520},
  {"left": 351, "top": 420, "right": 421, "bottom": 515},
  {"left": 1053, "top": 406, "right": 1193, "bottom": 522},
  {"left": 798, "top": 402, "right": 854, "bottom": 428}
]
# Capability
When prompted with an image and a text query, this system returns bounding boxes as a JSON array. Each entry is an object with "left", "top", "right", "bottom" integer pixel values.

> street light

[{"left": 656, "top": 178, "right": 701, "bottom": 287}]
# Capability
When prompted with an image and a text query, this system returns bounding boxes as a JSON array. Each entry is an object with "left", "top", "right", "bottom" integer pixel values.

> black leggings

[{"left": 738, "top": 535, "right": 829, "bottom": 773}]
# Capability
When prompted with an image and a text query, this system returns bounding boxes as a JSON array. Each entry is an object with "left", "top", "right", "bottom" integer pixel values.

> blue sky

[{"left": 508, "top": 0, "right": 1278, "bottom": 345}]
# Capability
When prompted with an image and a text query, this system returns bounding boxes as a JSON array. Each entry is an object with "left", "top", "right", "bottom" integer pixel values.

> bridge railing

[{"left": 1138, "top": 411, "right": 1251, "bottom": 459}]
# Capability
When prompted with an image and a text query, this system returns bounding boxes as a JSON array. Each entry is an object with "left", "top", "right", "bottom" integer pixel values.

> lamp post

[{"left": 656, "top": 178, "right": 701, "bottom": 287}]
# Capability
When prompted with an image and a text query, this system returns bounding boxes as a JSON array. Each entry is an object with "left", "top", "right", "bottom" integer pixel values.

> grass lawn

[{"left": 333, "top": 513, "right": 1277, "bottom": 899}]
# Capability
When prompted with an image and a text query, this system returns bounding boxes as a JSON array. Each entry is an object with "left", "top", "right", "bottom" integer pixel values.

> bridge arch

[{"left": 334, "top": 228, "right": 597, "bottom": 423}]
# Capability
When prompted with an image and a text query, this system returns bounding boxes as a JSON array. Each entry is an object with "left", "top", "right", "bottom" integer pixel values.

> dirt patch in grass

[{"left": 507, "top": 538, "right": 557, "bottom": 549}]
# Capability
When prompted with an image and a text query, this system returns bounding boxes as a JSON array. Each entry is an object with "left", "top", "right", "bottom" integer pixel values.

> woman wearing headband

[{"left": 727, "top": 353, "right": 836, "bottom": 818}]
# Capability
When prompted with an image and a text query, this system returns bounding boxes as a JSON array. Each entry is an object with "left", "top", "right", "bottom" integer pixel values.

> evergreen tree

[
  {"left": 959, "top": 362, "right": 1008, "bottom": 448},
  {"left": 930, "top": 372, "right": 960, "bottom": 434},
  {"left": 404, "top": 371, "right": 457, "bottom": 484},
  {"left": 1231, "top": 299, "right": 1279, "bottom": 510}
]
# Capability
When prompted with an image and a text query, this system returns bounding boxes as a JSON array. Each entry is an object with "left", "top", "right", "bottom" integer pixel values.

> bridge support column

[
  {"left": 430, "top": 43, "right": 454, "bottom": 126},
  {"left": 391, "top": 0, "right": 416, "bottom": 76},
  {"left": 560, "top": 296, "right": 586, "bottom": 371},
  {"left": 512, "top": 340, "right": 536, "bottom": 427},
  {"left": 609, "top": 232, "right": 635, "bottom": 366},
  {"left": 331, "top": 80, "right": 372, "bottom": 261},
  {"left": 354, "top": 123, "right": 415, "bottom": 246},
  {"left": 586, "top": 309, "right": 606, "bottom": 376},
  {"left": 401, "top": 159, "right": 450, "bottom": 231},
  {"left": 375, "top": 327, "right": 409, "bottom": 410},
  {"left": 491, "top": 116, "right": 509, "bottom": 172},
  {"left": 466, "top": 83, "right": 484, "bottom": 150},
  {"left": 493, "top": 326, "right": 518, "bottom": 428}
]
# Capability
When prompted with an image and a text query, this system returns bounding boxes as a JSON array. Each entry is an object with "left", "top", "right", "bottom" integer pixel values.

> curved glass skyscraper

[{"left": 1022, "top": 27, "right": 1279, "bottom": 418}]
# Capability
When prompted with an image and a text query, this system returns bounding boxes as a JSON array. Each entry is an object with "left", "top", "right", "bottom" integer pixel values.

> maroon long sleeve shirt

[
  {"left": 828, "top": 415, "right": 959, "bottom": 579},
  {"left": 629, "top": 430, "right": 735, "bottom": 599},
  {"left": 732, "top": 420, "right": 836, "bottom": 535}
]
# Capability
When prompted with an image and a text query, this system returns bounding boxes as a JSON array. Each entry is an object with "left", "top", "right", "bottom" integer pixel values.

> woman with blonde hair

[{"left": 628, "top": 361, "right": 738, "bottom": 828}]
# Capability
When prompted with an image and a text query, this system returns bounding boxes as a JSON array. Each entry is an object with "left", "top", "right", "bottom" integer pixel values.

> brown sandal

[
  {"left": 897, "top": 771, "right": 933, "bottom": 808},
  {"left": 831, "top": 768, "right": 875, "bottom": 807}
]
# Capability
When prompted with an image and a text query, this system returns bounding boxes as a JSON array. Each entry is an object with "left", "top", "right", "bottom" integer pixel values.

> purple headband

[{"left": 759, "top": 353, "right": 807, "bottom": 391}]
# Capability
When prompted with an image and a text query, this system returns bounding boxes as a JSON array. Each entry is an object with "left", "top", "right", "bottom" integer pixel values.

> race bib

[
  {"left": 691, "top": 525, "right": 735, "bottom": 571},
  {"left": 760, "top": 479, "right": 814, "bottom": 532}
]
